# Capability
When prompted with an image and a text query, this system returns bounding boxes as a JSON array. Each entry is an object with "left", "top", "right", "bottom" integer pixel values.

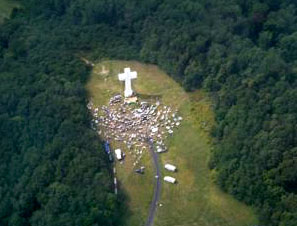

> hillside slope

[
  {"left": 0, "top": 0, "right": 296, "bottom": 225},
  {"left": 86, "top": 60, "right": 258, "bottom": 226}
]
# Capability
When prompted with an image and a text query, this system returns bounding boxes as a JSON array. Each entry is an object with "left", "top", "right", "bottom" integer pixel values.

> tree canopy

[{"left": 0, "top": 0, "right": 296, "bottom": 225}]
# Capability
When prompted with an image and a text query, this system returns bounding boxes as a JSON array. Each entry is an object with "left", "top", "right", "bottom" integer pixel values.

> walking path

[{"left": 145, "top": 138, "right": 161, "bottom": 226}]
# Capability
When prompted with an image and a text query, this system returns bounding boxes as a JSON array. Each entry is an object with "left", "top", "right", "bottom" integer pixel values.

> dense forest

[{"left": 0, "top": 0, "right": 296, "bottom": 225}]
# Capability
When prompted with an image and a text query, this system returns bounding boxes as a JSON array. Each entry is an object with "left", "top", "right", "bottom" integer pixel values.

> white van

[
  {"left": 115, "top": 149, "right": 122, "bottom": 160},
  {"left": 164, "top": 164, "right": 177, "bottom": 172},
  {"left": 164, "top": 176, "right": 176, "bottom": 184}
]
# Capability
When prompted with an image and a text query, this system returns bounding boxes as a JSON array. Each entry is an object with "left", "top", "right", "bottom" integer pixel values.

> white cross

[{"left": 118, "top": 68, "right": 137, "bottom": 98}]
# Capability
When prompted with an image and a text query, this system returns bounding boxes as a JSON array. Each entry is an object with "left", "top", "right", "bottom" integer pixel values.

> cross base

[
  {"left": 124, "top": 89, "right": 133, "bottom": 98},
  {"left": 124, "top": 96, "right": 138, "bottom": 104}
]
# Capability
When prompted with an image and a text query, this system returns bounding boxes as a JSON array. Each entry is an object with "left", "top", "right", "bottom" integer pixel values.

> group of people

[{"left": 88, "top": 94, "right": 183, "bottom": 167}]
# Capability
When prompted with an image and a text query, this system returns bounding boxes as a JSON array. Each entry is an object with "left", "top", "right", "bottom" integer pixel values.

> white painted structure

[
  {"left": 115, "top": 149, "right": 122, "bottom": 160},
  {"left": 164, "top": 176, "right": 176, "bottom": 184},
  {"left": 164, "top": 164, "right": 177, "bottom": 172},
  {"left": 118, "top": 68, "right": 137, "bottom": 97}
]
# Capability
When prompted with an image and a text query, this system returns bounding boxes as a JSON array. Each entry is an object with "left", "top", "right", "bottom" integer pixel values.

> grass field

[
  {"left": 0, "top": 0, "right": 19, "bottom": 23},
  {"left": 86, "top": 60, "right": 258, "bottom": 226}
]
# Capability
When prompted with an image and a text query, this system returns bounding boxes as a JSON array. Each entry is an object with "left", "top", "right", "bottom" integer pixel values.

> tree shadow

[{"left": 115, "top": 180, "right": 134, "bottom": 226}]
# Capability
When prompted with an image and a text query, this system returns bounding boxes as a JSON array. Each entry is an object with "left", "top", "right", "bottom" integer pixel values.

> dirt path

[{"left": 145, "top": 138, "right": 161, "bottom": 226}]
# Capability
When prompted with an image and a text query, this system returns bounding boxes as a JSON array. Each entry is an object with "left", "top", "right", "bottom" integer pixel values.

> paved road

[{"left": 145, "top": 138, "right": 161, "bottom": 226}]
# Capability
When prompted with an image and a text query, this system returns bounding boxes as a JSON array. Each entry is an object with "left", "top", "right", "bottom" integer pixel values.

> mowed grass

[
  {"left": 86, "top": 60, "right": 258, "bottom": 226},
  {"left": 0, "top": 0, "right": 19, "bottom": 23}
]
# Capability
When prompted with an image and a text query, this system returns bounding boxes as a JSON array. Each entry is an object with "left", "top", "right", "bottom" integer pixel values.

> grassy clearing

[
  {"left": 0, "top": 0, "right": 19, "bottom": 23},
  {"left": 86, "top": 60, "right": 258, "bottom": 226}
]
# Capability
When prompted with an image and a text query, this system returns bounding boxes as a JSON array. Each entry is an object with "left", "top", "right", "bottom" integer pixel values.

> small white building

[
  {"left": 164, "top": 176, "right": 176, "bottom": 184},
  {"left": 164, "top": 164, "right": 177, "bottom": 172},
  {"left": 115, "top": 149, "right": 122, "bottom": 160}
]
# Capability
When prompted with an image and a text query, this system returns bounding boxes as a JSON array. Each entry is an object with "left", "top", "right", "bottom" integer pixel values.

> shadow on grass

[
  {"left": 116, "top": 180, "right": 134, "bottom": 226},
  {"left": 136, "top": 93, "right": 162, "bottom": 101}
]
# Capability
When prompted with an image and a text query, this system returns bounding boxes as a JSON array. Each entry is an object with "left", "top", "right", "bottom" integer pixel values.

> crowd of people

[{"left": 88, "top": 94, "right": 183, "bottom": 166}]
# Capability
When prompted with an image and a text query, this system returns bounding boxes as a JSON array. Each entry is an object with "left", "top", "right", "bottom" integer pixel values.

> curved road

[{"left": 145, "top": 138, "right": 161, "bottom": 226}]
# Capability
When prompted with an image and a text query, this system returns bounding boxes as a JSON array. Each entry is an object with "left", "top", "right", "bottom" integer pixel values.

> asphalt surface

[{"left": 145, "top": 138, "right": 161, "bottom": 226}]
